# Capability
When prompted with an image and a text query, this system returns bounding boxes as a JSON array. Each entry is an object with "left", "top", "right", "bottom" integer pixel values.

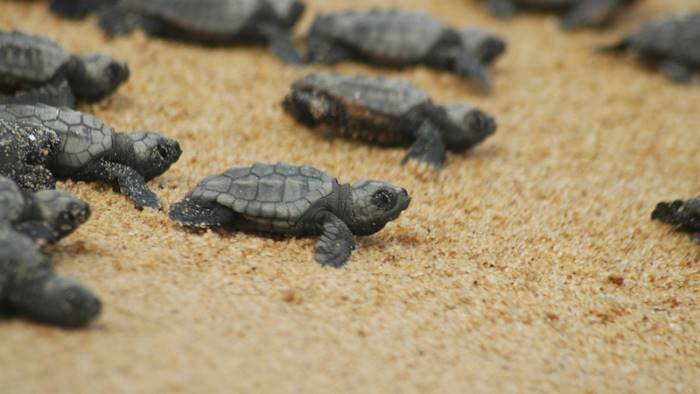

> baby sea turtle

[
  {"left": 283, "top": 72, "right": 497, "bottom": 169},
  {"left": 0, "top": 104, "right": 182, "bottom": 209},
  {"left": 0, "top": 226, "right": 101, "bottom": 327},
  {"left": 601, "top": 12, "right": 700, "bottom": 83},
  {"left": 0, "top": 175, "right": 90, "bottom": 246},
  {"left": 652, "top": 196, "right": 700, "bottom": 244},
  {"left": 170, "top": 162, "right": 411, "bottom": 268},
  {"left": 485, "top": 0, "right": 636, "bottom": 30},
  {"left": 98, "top": 0, "right": 306, "bottom": 64},
  {"left": 305, "top": 9, "right": 506, "bottom": 91},
  {"left": 0, "top": 29, "right": 130, "bottom": 108}
]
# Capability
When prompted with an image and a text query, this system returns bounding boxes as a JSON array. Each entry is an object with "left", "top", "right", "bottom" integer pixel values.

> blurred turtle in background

[
  {"left": 305, "top": 9, "right": 506, "bottom": 91},
  {"left": 0, "top": 29, "right": 129, "bottom": 108},
  {"left": 483, "top": 0, "right": 638, "bottom": 30},
  {"left": 98, "top": 0, "right": 306, "bottom": 64},
  {"left": 49, "top": 0, "right": 117, "bottom": 19},
  {"left": 601, "top": 12, "right": 700, "bottom": 83}
]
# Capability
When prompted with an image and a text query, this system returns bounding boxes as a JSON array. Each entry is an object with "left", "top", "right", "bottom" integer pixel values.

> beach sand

[{"left": 1, "top": 0, "right": 698, "bottom": 392}]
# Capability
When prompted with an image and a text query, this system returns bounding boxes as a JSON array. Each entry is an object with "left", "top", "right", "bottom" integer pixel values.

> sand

[{"left": 1, "top": 0, "right": 698, "bottom": 393}]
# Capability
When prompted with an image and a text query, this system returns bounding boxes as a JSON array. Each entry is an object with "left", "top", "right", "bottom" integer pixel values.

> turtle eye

[{"left": 371, "top": 190, "right": 396, "bottom": 210}]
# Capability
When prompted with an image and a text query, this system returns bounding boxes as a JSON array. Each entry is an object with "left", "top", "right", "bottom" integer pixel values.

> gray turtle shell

[
  {"left": 627, "top": 13, "right": 700, "bottom": 65},
  {"left": 293, "top": 72, "right": 431, "bottom": 118},
  {"left": 0, "top": 104, "right": 114, "bottom": 171},
  {"left": 123, "top": 0, "right": 263, "bottom": 34},
  {"left": 189, "top": 162, "right": 336, "bottom": 229},
  {"left": 0, "top": 30, "right": 70, "bottom": 90},
  {"left": 316, "top": 10, "right": 444, "bottom": 62}
]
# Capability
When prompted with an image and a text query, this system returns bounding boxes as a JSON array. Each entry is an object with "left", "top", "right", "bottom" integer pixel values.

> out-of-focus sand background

[{"left": 1, "top": 0, "right": 698, "bottom": 392}]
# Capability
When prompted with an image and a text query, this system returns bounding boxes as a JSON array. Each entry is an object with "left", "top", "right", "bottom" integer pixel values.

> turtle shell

[
  {"left": 0, "top": 176, "right": 25, "bottom": 224},
  {"left": 0, "top": 104, "right": 114, "bottom": 171},
  {"left": 124, "top": 0, "right": 263, "bottom": 35},
  {"left": 293, "top": 72, "right": 431, "bottom": 118},
  {"left": 627, "top": 13, "right": 700, "bottom": 65},
  {"left": 189, "top": 162, "right": 336, "bottom": 229},
  {"left": 317, "top": 10, "right": 444, "bottom": 63},
  {"left": 0, "top": 30, "right": 70, "bottom": 90}
]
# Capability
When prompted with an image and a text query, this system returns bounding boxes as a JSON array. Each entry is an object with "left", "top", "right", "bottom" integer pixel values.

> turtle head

[
  {"left": 29, "top": 275, "right": 102, "bottom": 327},
  {"left": 459, "top": 27, "right": 506, "bottom": 64},
  {"left": 68, "top": 53, "right": 130, "bottom": 101},
  {"left": 345, "top": 181, "right": 410, "bottom": 236},
  {"left": 126, "top": 131, "right": 182, "bottom": 181},
  {"left": 440, "top": 103, "right": 496, "bottom": 153},
  {"left": 33, "top": 190, "right": 91, "bottom": 241}
]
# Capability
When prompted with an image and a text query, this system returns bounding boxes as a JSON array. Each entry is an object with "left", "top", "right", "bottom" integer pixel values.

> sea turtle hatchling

[
  {"left": 0, "top": 175, "right": 90, "bottom": 246},
  {"left": 304, "top": 9, "right": 506, "bottom": 91},
  {"left": 98, "top": 0, "right": 306, "bottom": 64},
  {"left": 0, "top": 225, "right": 101, "bottom": 327},
  {"left": 0, "top": 29, "right": 130, "bottom": 108},
  {"left": 0, "top": 104, "right": 182, "bottom": 209},
  {"left": 169, "top": 162, "right": 411, "bottom": 268},
  {"left": 601, "top": 12, "right": 700, "bottom": 83},
  {"left": 652, "top": 196, "right": 700, "bottom": 244},
  {"left": 283, "top": 72, "right": 497, "bottom": 169},
  {"left": 484, "top": 0, "right": 637, "bottom": 30}
]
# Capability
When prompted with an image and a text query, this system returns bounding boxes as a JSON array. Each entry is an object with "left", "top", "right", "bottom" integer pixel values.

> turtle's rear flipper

[
  {"left": 98, "top": 4, "right": 140, "bottom": 37},
  {"left": 486, "top": 0, "right": 518, "bottom": 18},
  {"left": 169, "top": 198, "right": 236, "bottom": 229},
  {"left": 260, "top": 24, "right": 304, "bottom": 65},
  {"left": 315, "top": 213, "right": 355, "bottom": 268},
  {"left": 454, "top": 55, "right": 491, "bottom": 93},
  {"left": 0, "top": 80, "right": 76, "bottom": 108},
  {"left": 651, "top": 200, "right": 687, "bottom": 226},
  {"left": 91, "top": 161, "right": 161, "bottom": 209},
  {"left": 401, "top": 122, "right": 446, "bottom": 169}
]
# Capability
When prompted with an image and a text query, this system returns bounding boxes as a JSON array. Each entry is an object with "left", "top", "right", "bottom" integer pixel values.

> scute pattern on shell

[
  {"left": 189, "top": 163, "right": 335, "bottom": 228},
  {"left": 629, "top": 13, "right": 700, "bottom": 64},
  {"left": 0, "top": 104, "right": 114, "bottom": 169},
  {"left": 293, "top": 72, "right": 430, "bottom": 117},
  {"left": 0, "top": 30, "right": 70, "bottom": 87},
  {"left": 320, "top": 10, "right": 444, "bottom": 62},
  {"left": 124, "top": 0, "right": 261, "bottom": 34}
]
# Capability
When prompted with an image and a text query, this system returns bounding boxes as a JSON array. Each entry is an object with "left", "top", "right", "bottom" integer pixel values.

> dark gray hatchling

[
  {"left": 283, "top": 72, "right": 497, "bottom": 169},
  {"left": 0, "top": 29, "right": 130, "bottom": 108},
  {"left": 305, "top": 9, "right": 506, "bottom": 91},
  {"left": 170, "top": 162, "right": 411, "bottom": 268},
  {"left": 98, "top": 0, "right": 306, "bottom": 64},
  {"left": 0, "top": 225, "right": 101, "bottom": 327},
  {"left": 484, "top": 0, "right": 637, "bottom": 30},
  {"left": 651, "top": 196, "right": 700, "bottom": 244},
  {"left": 601, "top": 12, "right": 700, "bottom": 83},
  {"left": 0, "top": 175, "right": 90, "bottom": 246},
  {"left": 0, "top": 104, "right": 182, "bottom": 209}
]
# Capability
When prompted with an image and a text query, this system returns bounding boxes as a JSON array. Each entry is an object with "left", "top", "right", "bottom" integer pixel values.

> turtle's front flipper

[
  {"left": 315, "top": 213, "right": 355, "bottom": 268},
  {"left": 92, "top": 161, "right": 161, "bottom": 209},
  {"left": 658, "top": 60, "right": 692, "bottom": 84},
  {"left": 454, "top": 55, "right": 491, "bottom": 92},
  {"left": 401, "top": 122, "right": 447, "bottom": 169},
  {"left": 260, "top": 24, "right": 304, "bottom": 65},
  {"left": 487, "top": 0, "right": 518, "bottom": 18},
  {"left": 0, "top": 80, "right": 76, "bottom": 108},
  {"left": 169, "top": 198, "right": 236, "bottom": 228}
]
